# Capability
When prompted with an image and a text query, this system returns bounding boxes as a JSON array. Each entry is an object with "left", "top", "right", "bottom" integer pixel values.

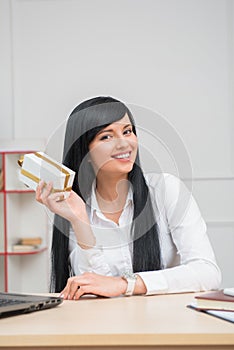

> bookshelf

[{"left": 0, "top": 150, "right": 49, "bottom": 293}]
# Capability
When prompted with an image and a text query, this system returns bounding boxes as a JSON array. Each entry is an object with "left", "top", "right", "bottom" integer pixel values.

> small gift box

[{"left": 18, "top": 152, "right": 75, "bottom": 197}]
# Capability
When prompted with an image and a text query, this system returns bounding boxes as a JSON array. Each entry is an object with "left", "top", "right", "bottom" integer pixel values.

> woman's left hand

[{"left": 60, "top": 272, "right": 127, "bottom": 300}]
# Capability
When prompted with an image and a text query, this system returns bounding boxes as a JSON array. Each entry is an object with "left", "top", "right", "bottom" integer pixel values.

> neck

[{"left": 96, "top": 172, "right": 129, "bottom": 201}]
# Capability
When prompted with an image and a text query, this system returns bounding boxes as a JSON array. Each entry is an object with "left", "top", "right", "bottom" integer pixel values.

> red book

[{"left": 194, "top": 290, "right": 234, "bottom": 311}]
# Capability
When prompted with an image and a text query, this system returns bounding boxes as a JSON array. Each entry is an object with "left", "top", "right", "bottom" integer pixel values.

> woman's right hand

[
  {"left": 36, "top": 181, "right": 96, "bottom": 248},
  {"left": 36, "top": 181, "right": 87, "bottom": 224}
]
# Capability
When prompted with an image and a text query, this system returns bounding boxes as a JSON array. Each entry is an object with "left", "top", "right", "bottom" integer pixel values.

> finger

[
  {"left": 40, "top": 182, "right": 53, "bottom": 203},
  {"left": 60, "top": 274, "right": 92, "bottom": 300},
  {"left": 38, "top": 179, "right": 45, "bottom": 190},
  {"left": 73, "top": 286, "right": 88, "bottom": 300},
  {"left": 55, "top": 194, "right": 65, "bottom": 202},
  {"left": 66, "top": 275, "right": 91, "bottom": 300},
  {"left": 59, "top": 288, "right": 68, "bottom": 300},
  {"left": 68, "top": 279, "right": 83, "bottom": 300},
  {"left": 59, "top": 278, "right": 74, "bottom": 299},
  {"left": 35, "top": 180, "right": 45, "bottom": 203},
  {"left": 46, "top": 191, "right": 66, "bottom": 202}
]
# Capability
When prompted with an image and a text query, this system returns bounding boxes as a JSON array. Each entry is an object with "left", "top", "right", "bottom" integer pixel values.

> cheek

[
  {"left": 89, "top": 143, "right": 113, "bottom": 169},
  {"left": 130, "top": 135, "right": 138, "bottom": 152}
]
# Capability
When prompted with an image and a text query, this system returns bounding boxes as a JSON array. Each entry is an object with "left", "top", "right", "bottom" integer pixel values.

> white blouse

[{"left": 69, "top": 173, "right": 221, "bottom": 295}]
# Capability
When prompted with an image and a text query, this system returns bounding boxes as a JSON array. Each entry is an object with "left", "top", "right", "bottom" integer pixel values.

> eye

[
  {"left": 99, "top": 134, "right": 112, "bottom": 141},
  {"left": 123, "top": 128, "right": 133, "bottom": 135}
]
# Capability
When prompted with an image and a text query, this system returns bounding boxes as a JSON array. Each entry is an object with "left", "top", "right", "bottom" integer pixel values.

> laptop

[{"left": 0, "top": 292, "right": 63, "bottom": 318}]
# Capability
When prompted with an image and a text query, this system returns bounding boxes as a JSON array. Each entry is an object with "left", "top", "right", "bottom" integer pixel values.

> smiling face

[{"left": 88, "top": 113, "right": 138, "bottom": 178}]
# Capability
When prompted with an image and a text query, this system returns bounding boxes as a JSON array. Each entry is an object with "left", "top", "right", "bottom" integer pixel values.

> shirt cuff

[{"left": 137, "top": 270, "right": 168, "bottom": 295}]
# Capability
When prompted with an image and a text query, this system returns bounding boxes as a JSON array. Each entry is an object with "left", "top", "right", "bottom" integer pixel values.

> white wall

[{"left": 0, "top": 0, "right": 233, "bottom": 287}]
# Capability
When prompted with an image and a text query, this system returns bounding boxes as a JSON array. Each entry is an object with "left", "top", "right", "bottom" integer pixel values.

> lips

[{"left": 111, "top": 151, "right": 131, "bottom": 159}]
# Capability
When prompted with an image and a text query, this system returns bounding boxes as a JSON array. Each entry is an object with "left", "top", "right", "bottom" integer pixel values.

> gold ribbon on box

[{"left": 18, "top": 153, "right": 72, "bottom": 192}]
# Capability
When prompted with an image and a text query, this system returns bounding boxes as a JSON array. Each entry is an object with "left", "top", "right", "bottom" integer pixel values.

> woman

[{"left": 36, "top": 96, "right": 221, "bottom": 299}]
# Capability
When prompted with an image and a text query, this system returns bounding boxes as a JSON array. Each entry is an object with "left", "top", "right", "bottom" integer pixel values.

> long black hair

[{"left": 51, "top": 96, "right": 162, "bottom": 292}]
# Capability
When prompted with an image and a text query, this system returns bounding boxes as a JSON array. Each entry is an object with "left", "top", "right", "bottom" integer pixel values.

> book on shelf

[
  {"left": 12, "top": 237, "right": 43, "bottom": 252},
  {"left": 19, "top": 237, "right": 42, "bottom": 246},
  {"left": 190, "top": 290, "right": 234, "bottom": 311},
  {"left": 12, "top": 244, "right": 40, "bottom": 252},
  {"left": 0, "top": 169, "right": 3, "bottom": 190}
]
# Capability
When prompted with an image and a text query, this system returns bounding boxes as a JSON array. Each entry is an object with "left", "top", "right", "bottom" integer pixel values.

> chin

[{"left": 115, "top": 163, "right": 134, "bottom": 174}]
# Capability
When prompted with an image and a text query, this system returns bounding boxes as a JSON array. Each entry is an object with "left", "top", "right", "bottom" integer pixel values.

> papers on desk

[
  {"left": 188, "top": 302, "right": 234, "bottom": 323},
  {"left": 206, "top": 309, "right": 234, "bottom": 323}
]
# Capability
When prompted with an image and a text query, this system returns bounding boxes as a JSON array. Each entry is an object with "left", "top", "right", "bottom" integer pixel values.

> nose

[{"left": 115, "top": 136, "right": 129, "bottom": 149}]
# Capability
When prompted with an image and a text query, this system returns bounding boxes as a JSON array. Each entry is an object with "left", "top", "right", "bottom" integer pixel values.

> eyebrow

[{"left": 97, "top": 124, "right": 132, "bottom": 135}]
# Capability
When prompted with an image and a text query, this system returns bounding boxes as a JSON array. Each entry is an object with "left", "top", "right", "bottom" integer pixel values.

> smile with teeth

[{"left": 112, "top": 152, "right": 131, "bottom": 159}]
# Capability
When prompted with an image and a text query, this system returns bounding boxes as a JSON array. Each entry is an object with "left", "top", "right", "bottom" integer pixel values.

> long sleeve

[
  {"left": 138, "top": 174, "right": 222, "bottom": 295},
  {"left": 69, "top": 231, "right": 113, "bottom": 276},
  {"left": 69, "top": 223, "right": 134, "bottom": 277}
]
